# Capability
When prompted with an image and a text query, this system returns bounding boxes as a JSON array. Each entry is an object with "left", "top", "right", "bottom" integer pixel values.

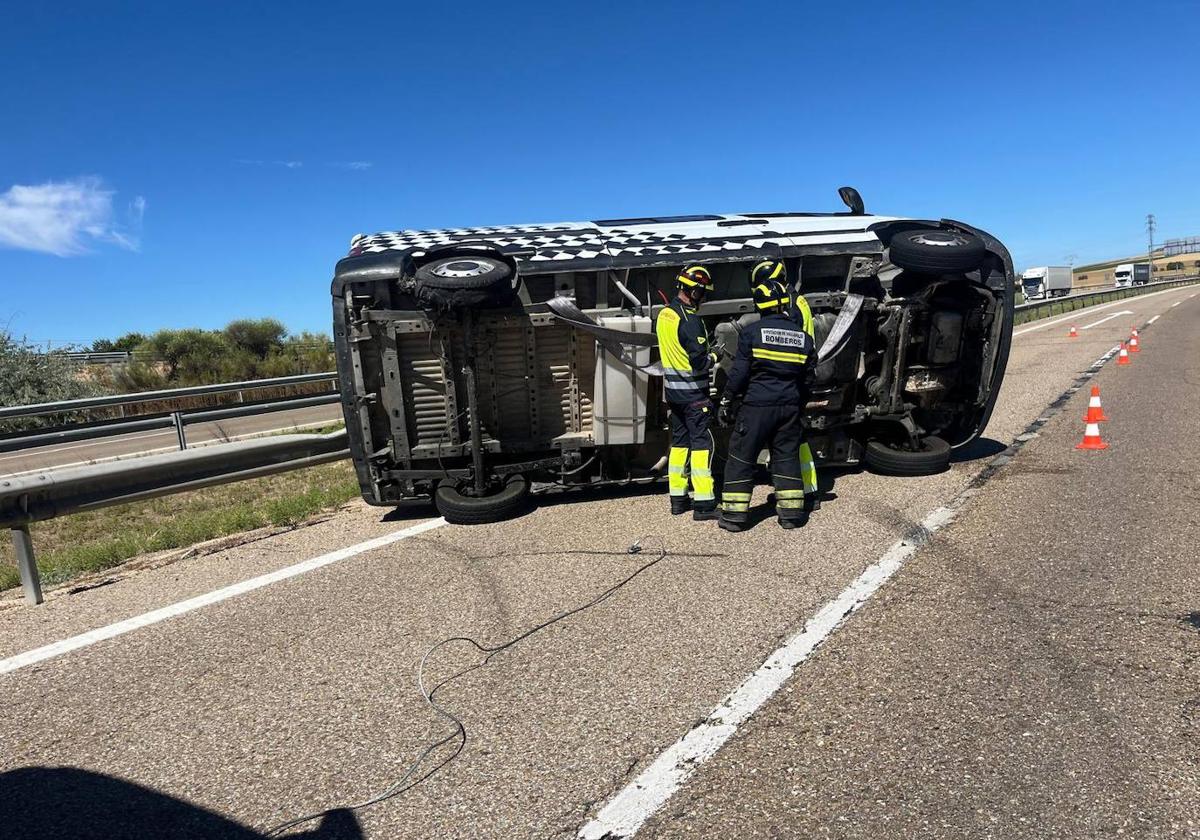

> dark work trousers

[
  {"left": 720, "top": 404, "right": 805, "bottom": 524},
  {"left": 667, "top": 399, "right": 715, "bottom": 508}
]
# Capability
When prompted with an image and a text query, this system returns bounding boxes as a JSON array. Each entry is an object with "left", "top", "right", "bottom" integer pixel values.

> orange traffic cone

[
  {"left": 1117, "top": 342, "right": 1132, "bottom": 365},
  {"left": 1075, "top": 417, "right": 1109, "bottom": 450},
  {"left": 1128, "top": 329, "right": 1140, "bottom": 352},
  {"left": 1068, "top": 325, "right": 1079, "bottom": 338},
  {"left": 1084, "top": 386, "right": 1109, "bottom": 422}
]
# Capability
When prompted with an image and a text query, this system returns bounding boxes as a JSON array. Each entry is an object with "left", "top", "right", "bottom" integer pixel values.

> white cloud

[
  {"left": 237, "top": 159, "right": 304, "bottom": 169},
  {"left": 333, "top": 161, "right": 373, "bottom": 171},
  {"left": 0, "top": 177, "right": 144, "bottom": 257}
]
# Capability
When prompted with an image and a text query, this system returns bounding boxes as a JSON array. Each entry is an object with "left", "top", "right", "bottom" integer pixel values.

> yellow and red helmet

[{"left": 676, "top": 265, "right": 713, "bottom": 290}]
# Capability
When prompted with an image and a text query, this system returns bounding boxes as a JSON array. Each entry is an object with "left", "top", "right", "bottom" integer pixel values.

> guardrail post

[
  {"left": 11, "top": 525, "right": 43, "bottom": 605},
  {"left": 173, "top": 411, "right": 188, "bottom": 450}
]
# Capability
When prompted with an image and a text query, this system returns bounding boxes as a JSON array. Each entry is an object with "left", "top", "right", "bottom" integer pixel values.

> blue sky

[{"left": 2, "top": 0, "right": 1198, "bottom": 345}]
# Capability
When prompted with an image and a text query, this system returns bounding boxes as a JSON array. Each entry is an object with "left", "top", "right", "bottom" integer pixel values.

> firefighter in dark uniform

[
  {"left": 656, "top": 265, "right": 719, "bottom": 521},
  {"left": 717, "top": 260, "right": 816, "bottom": 531}
]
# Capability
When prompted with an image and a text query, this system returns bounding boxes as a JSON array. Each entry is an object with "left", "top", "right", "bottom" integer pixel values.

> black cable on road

[{"left": 266, "top": 536, "right": 725, "bottom": 836}]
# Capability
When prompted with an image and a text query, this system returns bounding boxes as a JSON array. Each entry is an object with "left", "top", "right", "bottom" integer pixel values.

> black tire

[
  {"left": 889, "top": 230, "right": 986, "bottom": 274},
  {"left": 863, "top": 435, "right": 951, "bottom": 477},
  {"left": 434, "top": 474, "right": 531, "bottom": 525},
  {"left": 415, "top": 255, "right": 512, "bottom": 291}
]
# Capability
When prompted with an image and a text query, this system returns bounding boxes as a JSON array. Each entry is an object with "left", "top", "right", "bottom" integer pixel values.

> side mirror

[{"left": 838, "top": 186, "right": 866, "bottom": 216}]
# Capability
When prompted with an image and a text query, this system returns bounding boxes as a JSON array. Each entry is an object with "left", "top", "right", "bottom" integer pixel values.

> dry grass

[{"left": 0, "top": 460, "right": 360, "bottom": 592}]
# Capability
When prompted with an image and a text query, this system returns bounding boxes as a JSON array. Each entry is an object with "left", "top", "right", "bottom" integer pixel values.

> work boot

[
  {"left": 778, "top": 512, "right": 809, "bottom": 530},
  {"left": 718, "top": 513, "right": 746, "bottom": 532},
  {"left": 670, "top": 496, "right": 690, "bottom": 516},
  {"left": 804, "top": 494, "right": 820, "bottom": 513},
  {"left": 692, "top": 504, "right": 719, "bottom": 522}
]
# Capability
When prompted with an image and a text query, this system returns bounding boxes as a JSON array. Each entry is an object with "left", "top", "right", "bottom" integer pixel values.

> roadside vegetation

[
  {"left": 0, "top": 460, "right": 361, "bottom": 594},
  {"left": 0, "top": 319, "right": 336, "bottom": 433},
  {"left": 0, "top": 332, "right": 106, "bottom": 423},
  {"left": 102, "top": 318, "right": 334, "bottom": 391}
]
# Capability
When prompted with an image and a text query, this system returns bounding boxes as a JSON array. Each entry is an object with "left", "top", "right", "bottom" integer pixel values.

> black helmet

[
  {"left": 750, "top": 259, "right": 786, "bottom": 288},
  {"left": 752, "top": 278, "right": 790, "bottom": 312}
]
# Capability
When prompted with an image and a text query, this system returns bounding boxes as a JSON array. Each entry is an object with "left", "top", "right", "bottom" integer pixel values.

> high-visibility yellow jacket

[
  {"left": 655, "top": 298, "right": 713, "bottom": 404},
  {"left": 790, "top": 293, "right": 815, "bottom": 342}
]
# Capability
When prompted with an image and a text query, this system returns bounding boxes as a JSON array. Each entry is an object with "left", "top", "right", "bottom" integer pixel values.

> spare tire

[
  {"left": 863, "top": 435, "right": 951, "bottom": 477},
  {"left": 434, "top": 474, "right": 531, "bottom": 525},
  {"left": 888, "top": 230, "right": 986, "bottom": 274},
  {"left": 415, "top": 255, "right": 516, "bottom": 311}
]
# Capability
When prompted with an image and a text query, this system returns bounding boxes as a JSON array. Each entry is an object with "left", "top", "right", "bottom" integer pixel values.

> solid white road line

[
  {"left": 1080, "top": 310, "right": 1133, "bottom": 330},
  {"left": 0, "top": 517, "right": 447, "bottom": 676},
  {"left": 579, "top": 507, "right": 960, "bottom": 840},
  {"left": 1011, "top": 284, "right": 1190, "bottom": 337}
]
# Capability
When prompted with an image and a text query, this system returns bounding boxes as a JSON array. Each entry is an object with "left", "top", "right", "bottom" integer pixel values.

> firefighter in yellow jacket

[{"left": 656, "top": 265, "right": 719, "bottom": 520}]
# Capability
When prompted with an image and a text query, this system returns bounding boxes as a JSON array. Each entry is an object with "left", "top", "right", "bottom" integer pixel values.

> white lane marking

[
  {"left": 0, "top": 411, "right": 339, "bottom": 464},
  {"left": 1080, "top": 310, "right": 1133, "bottom": 330},
  {"left": 0, "top": 421, "right": 341, "bottom": 477},
  {"left": 1011, "top": 285, "right": 1190, "bottom": 337},
  {"left": 1148, "top": 315, "right": 1160, "bottom": 324},
  {"left": 579, "top": 507, "right": 960, "bottom": 840},
  {"left": 1172, "top": 301, "right": 1182, "bottom": 307},
  {"left": 0, "top": 429, "right": 176, "bottom": 462},
  {"left": 0, "top": 517, "right": 447, "bottom": 676},
  {"left": 580, "top": 341, "right": 1127, "bottom": 840}
]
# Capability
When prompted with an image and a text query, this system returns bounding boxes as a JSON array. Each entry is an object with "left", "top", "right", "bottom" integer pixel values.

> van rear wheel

[
  {"left": 888, "top": 230, "right": 986, "bottom": 273},
  {"left": 434, "top": 474, "right": 531, "bottom": 524}
]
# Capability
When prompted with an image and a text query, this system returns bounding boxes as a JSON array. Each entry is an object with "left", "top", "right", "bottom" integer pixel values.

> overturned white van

[{"left": 331, "top": 188, "right": 1014, "bottom": 523}]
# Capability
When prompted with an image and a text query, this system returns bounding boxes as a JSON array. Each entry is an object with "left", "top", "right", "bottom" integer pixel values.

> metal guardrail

[
  {"left": 0, "top": 371, "right": 337, "bottom": 421},
  {"left": 0, "top": 371, "right": 341, "bottom": 455},
  {"left": 2, "top": 431, "right": 351, "bottom": 605},
  {"left": 0, "top": 392, "right": 342, "bottom": 454},
  {"left": 1013, "top": 276, "right": 1200, "bottom": 325},
  {"left": 61, "top": 351, "right": 132, "bottom": 366}
]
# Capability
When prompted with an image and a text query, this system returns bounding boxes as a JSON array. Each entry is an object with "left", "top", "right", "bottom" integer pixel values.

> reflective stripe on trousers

[
  {"left": 690, "top": 447, "right": 714, "bottom": 502},
  {"left": 799, "top": 441, "right": 817, "bottom": 495},
  {"left": 668, "top": 446, "right": 689, "bottom": 497}
]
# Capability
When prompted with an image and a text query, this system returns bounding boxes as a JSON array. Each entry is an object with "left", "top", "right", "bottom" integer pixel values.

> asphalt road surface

[
  {"left": 1, "top": 284, "right": 1197, "bottom": 840},
  {"left": 0, "top": 403, "right": 343, "bottom": 477}
]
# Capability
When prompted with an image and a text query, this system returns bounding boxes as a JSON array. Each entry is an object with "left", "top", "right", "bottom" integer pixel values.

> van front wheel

[
  {"left": 863, "top": 436, "right": 951, "bottom": 476},
  {"left": 434, "top": 474, "right": 531, "bottom": 524}
]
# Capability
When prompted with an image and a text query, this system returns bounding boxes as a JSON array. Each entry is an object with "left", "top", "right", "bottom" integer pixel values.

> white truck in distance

[
  {"left": 1113, "top": 262, "right": 1150, "bottom": 287},
  {"left": 1020, "top": 266, "right": 1072, "bottom": 300}
]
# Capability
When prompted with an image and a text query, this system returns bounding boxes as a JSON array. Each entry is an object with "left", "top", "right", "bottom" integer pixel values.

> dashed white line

[
  {"left": 578, "top": 339, "right": 1129, "bottom": 839},
  {"left": 1172, "top": 301, "right": 1182, "bottom": 307},
  {"left": 1011, "top": 284, "right": 1190, "bottom": 337},
  {"left": 1080, "top": 310, "right": 1133, "bottom": 330},
  {"left": 1148, "top": 315, "right": 1160, "bottom": 324},
  {"left": 0, "top": 517, "right": 447, "bottom": 676}
]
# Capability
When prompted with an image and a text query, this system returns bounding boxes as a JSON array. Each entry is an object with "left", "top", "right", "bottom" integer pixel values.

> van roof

[{"left": 347, "top": 211, "right": 899, "bottom": 274}]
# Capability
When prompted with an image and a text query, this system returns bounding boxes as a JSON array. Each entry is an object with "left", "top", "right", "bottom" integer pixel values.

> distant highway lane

[
  {"left": 0, "top": 283, "right": 1197, "bottom": 839},
  {"left": 0, "top": 403, "right": 344, "bottom": 477}
]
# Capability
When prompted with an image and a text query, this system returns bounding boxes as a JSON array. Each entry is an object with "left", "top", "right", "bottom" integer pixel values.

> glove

[{"left": 718, "top": 398, "right": 736, "bottom": 428}]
